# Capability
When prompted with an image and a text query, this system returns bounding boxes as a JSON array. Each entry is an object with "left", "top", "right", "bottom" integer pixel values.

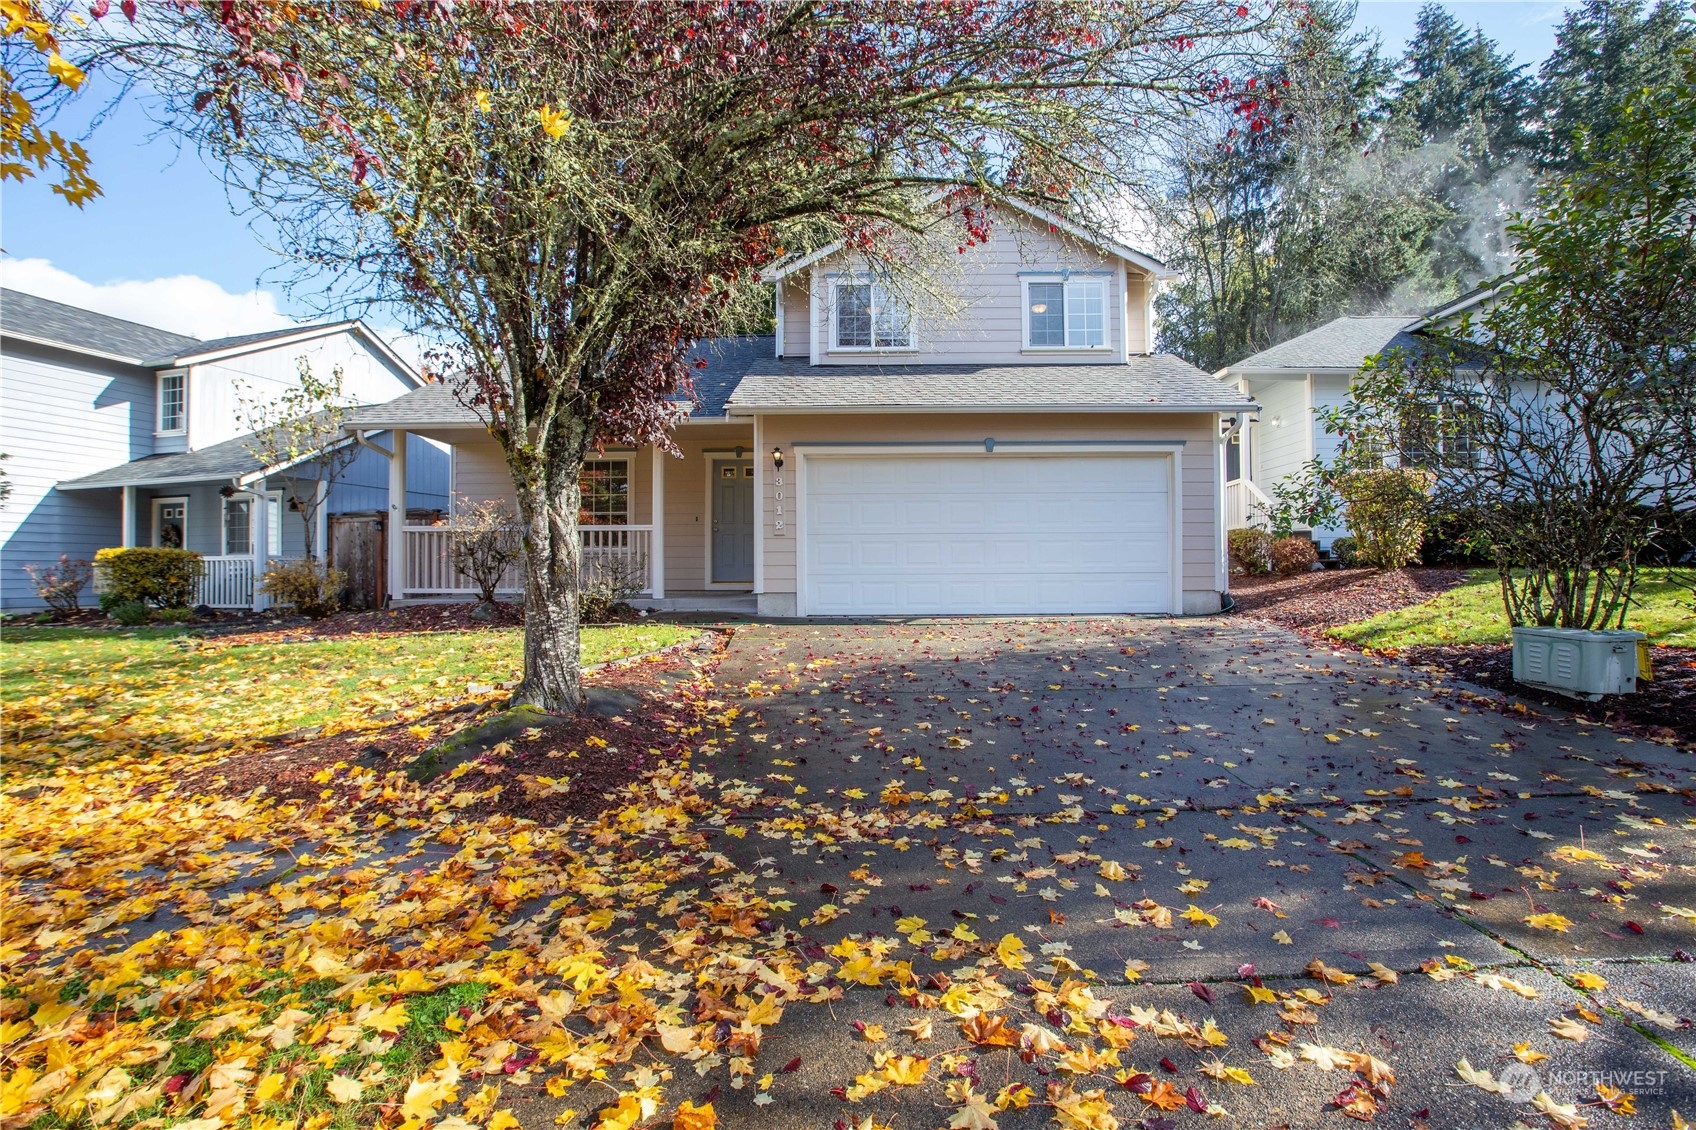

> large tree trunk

[{"left": 511, "top": 468, "right": 583, "bottom": 713}]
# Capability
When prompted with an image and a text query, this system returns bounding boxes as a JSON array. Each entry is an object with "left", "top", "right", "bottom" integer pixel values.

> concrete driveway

[{"left": 694, "top": 616, "right": 1695, "bottom": 1129}]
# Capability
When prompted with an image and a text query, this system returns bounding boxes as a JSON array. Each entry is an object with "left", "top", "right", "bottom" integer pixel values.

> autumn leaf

[
  {"left": 961, "top": 1014, "right": 1019, "bottom": 1047},
  {"left": 995, "top": 933, "right": 1028, "bottom": 970},
  {"left": 1139, "top": 1080, "right": 1187, "bottom": 1110},
  {"left": 882, "top": 1056, "right": 928, "bottom": 1085},
  {"left": 1571, "top": 971, "right": 1607, "bottom": 992},
  {"left": 326, "top": 1075, "right": 364, "bottom": 1104},
  {"left": 1524, "top": 912, "right": 1573, "bottom": 932},
  {"left": 1454, "top": 1058, "right": 1511, "bottom": 1094},
  {"left": 1548, "top": 1015, "right": 1589, "bottom": 1042},
  {"left": 673, "top": 1099, "right": 716, "bottom": 1130},
  {"left": 1180, "top": 904, "right": 1219, "bottom": 928},
  {"left": 538, "top": 104, "right": 572, "bottom": 137}
]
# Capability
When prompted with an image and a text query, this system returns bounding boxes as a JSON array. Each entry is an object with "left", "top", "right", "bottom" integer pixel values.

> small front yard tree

[
  {"left": 1325, "top": 56, "right": 1696, "bottom": 628},
  {"left": 235, "top": 360, "right": 358, "bottom": 561},
  {"left": 89, "top": 1, "right": 1279, "bottom": 711}
]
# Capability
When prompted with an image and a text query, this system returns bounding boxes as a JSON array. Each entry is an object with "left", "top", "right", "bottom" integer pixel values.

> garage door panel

[{"left": 803, "top": 453, "right": 1173, "bottom": 615}]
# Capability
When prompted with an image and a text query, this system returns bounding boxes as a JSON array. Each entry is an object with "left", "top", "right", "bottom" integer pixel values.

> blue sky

[{"left": 0, "top": 2, "right": 1577, "bottom": 346}]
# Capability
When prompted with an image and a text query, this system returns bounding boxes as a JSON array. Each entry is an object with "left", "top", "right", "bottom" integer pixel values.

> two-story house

[
  {"left": 0, "top": 288, "right": 449, "bottom": 611},
  {"left": 344, "top": 202, "right": 1255, "bottom": 617}
]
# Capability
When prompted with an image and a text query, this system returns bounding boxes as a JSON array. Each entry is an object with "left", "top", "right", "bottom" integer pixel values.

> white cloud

[{"left": 0, "top": 257, "right": 294, "bottom": 340}]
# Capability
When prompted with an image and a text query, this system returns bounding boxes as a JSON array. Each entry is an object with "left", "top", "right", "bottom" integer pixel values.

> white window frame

[
  {"left": 157, "top": 369, "right": 187, "bottom": 435},
  {"left": 579, "top": 456, "right": 631, "bottom": 527},
  {"left": 151, "top": 496, "right": 189, "bottom": 548},
  {"left": 1021, "top": 275, "right": 1111, "bottom": 351},
  {"left": 828, "top": 276, "right": 913, "bottom": 353},
  {"left": 221, "top": 491, "right": 283, "bottom": 555}
]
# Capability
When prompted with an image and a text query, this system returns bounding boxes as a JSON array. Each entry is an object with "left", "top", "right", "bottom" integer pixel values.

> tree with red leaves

[{"left": 88, "top": 0, "right": 1277, "bottom": 711}]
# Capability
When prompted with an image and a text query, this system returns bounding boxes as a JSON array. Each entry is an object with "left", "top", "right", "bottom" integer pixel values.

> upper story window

[
  {"left": 1024, "top": 277, "right": 1106, "bottom": 349},
  {"left": 157, "top": 370, "right": 186, "bottom": 434},
  {"left": 832, "top": 278, "right": 911, "bottom": 351}
]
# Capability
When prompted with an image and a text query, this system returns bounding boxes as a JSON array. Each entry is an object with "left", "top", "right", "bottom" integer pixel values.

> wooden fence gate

[{"left": 329, "top": 514, "right": 387, "bottom": 609}]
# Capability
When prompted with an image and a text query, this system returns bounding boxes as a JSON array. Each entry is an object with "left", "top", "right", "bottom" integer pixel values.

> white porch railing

[
  {"left": 399, "top": 524, "right": 654, "bottom": 598},
  {"left": 195, "top": 555, "right": 262, "bottom": 609},
  {"left": 1224, "top": 478, "right": 1274, "bottom": 530}
]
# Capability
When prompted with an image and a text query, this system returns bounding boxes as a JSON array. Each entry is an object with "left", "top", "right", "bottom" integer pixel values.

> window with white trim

[
  {"left": 579, "top": 460, "right": 629, "bottom": 525},
  {"left": 831, "top": 279, "right": 911, "bottom": 350},
  {"left": 158, "top": 371, "right": 186, "bottom": 433},
  {"left": 221, "top": 492, "right": 283, "bottom": 555},
  {"left": 1024, "top": 277, "right": 1106, "bottom": 349}
]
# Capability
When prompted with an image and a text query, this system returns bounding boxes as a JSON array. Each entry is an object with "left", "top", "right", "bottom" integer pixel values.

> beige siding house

[{"left": 348, "top": 203, "right": 1256, "bottom": 617}]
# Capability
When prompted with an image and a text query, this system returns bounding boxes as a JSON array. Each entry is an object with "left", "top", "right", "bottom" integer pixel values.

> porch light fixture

[
  {"left": 770, "top": 447, "right": 784, "bottom": 470},
  {"left": 218, "top": 484, "right": 237, "bottom": 498}
]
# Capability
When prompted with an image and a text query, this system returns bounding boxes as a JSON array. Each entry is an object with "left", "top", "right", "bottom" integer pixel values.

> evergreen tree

[
  {"left": 1155, "top": 0, "right": 1452, "bottom": 370},
  {"left": 1538, "top": 0, "right": 1696, "bottom": 171},
  {"left": 1391, "top": 3, "right": 1536, "bottom": 176}
]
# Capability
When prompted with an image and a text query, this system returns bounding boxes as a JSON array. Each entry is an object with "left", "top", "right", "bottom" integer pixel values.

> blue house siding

[
  {"left": 332, "top": 433, "right": 450, "bottom": 514},
  {"left": 0, "top": 339, "right": 156, "bottom": 609}
]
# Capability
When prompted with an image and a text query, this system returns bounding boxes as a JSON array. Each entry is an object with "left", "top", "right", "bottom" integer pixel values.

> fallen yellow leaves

[{"left": 1523, "top": 911, "right": 1574, "bottom": 932}]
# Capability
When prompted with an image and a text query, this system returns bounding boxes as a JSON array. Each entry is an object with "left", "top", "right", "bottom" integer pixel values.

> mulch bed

[
  {"left": 1399, "top": 642, "right": 1696, "bottom": 750},
  {"left": 174, "top": 638, "right": 722, "bottom": 825},
  {"left": 1228, "top": 568, "right": 1696, "bottom": 751},
  {"left": 1227, "top": 566, "right": 1468, "bottom": 629}
]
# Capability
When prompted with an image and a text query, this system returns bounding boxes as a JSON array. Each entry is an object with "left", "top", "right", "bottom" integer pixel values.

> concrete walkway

[{"left": 687, "top": 616, "right": 1694, "bottom": 1128}]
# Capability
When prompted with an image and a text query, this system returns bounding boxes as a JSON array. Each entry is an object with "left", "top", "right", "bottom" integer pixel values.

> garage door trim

[{"left": 793, "top": 442, "right": 1184, "bottom": 617}]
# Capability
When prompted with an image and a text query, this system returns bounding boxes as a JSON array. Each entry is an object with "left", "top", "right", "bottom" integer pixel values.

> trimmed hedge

[
  {"left": 95, "top": 547, "right": 202, "bottom": 608},
  {"left": 1271, "top": 535, "right": 1319, "bottom": 575}
]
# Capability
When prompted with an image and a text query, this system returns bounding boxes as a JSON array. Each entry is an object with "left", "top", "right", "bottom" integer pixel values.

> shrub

[
  {"left": 94, "top": 547, "right": 202, "bottom": 607},
  {"left": 579, "top": 551, "right": 648, "bottom": 623},
  {"left": 1335, "top": 468, "right": 1432, "bottom": 570},
  {"left": 579, "top": 590, "right": 616, "bottom": 624},
  {"left": 153, "top": 606, "right": 194, "bottom": 624},
  {"left": 1271, "top": 536, "right": 1318, "bottom": 575},
  {"left": 1329, "top": 536, "right": 1360, "bottom": 568},
  {"left": 22, "top": 554, "right": 93, "bottom": 612},
  {"left": 261, "top": 558, "right": 347, "bottom": 619},
  {"left": 109, "top": 600, "right": 151, "bottom": 626},
  {"left": 448, "top": 498, "right": 522, "bottom": 604},
  {"left": 1228, "top": 528, "right": 1273, "bottom": 575}
]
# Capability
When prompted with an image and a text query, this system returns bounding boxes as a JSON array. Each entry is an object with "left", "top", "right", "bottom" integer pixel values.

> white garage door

[{"left": 802, "top": 453, "right": 1172, "bottom": 616}]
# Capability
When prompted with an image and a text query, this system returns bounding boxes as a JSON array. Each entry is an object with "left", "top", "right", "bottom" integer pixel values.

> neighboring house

[
  {"left": 345, "top": 201, "right": 1256, "bottom": 617},
  {"left": 1215, "top": 288, "right": 1498, "bottom": 550},
  {"left": 0, "top": 289, "right": 449, "bottom": 611}
]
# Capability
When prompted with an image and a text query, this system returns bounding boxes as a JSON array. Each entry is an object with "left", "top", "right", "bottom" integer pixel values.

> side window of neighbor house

[
  {"left": 1026, "top": 279, "right": 1106, "bottom": 348},
  {"left": 223, "top": 498, "right": 251, "bottom": 555},
  {"left": 579, "top": 460, "right": 629, "bottom": 525},
  {"left": 221, "top": 493, "right": 283, "bottom": 554},
  {"left": 834, "top": 280, "right": 910, "bottom": 350},
  {"left": 158, "top": 371, "right": 186, "bottom": 432}
]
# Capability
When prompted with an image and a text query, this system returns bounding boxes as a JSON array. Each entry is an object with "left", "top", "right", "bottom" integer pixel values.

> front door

[
  {"left": 152, "top": 498, "right": 187, "bottom": 548},
  {"left": 711, "top": 460, "right": 754, "bottom": 584}
]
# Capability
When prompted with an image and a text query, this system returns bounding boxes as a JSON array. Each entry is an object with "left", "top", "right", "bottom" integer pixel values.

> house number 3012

[{"left": 773, "top": 474, "right": 785, "bottom": 535}]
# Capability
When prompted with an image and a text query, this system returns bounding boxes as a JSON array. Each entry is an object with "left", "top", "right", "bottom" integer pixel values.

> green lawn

[
  {"left": 1332, "top": 567, "right": 1695, "bottom": 649},
  {"left": 0, "top": 621, "right": 697, "bottom": 761}
]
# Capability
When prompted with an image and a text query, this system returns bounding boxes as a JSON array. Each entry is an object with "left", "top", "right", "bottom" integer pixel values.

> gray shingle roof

[
  {"left": 1, "top": 288, "right": 198, "bottom": 363},
  {"left": 343, "top": 382, "right": 477, "bottom": 430},
  {"left": 342, "top": 335, "right": 777, "bottom": 430},
  {"left": 58, "top": 430, "right": 297, "bottom": 490},
  {"left": 1225, "top": 316, "right": 1425, "bottom": 374},
  {"left": 726, "top": 355, "right": 1255, "bottom": 413}
]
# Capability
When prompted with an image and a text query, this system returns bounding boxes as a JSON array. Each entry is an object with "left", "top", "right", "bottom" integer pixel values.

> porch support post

[
  {"left": 649, "top": 445, "right": 665, "bottom": 599},
  {"left": 387, "top": 430, "right": 408, "bottom": 604},
  {"left": 313, "top": 476, "right": 329, "bottom": 560},
  {"left": 120, "top": 486, "right": 136, "bottom": 548},
  {"left": 251, "top": 484, "right": 270, "bottom": 611}
]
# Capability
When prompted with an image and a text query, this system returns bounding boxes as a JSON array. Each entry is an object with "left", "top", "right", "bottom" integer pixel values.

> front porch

[
  {"left": 394, "top": 523, "right": 659, "bottom": 600},
  {"left": 375, "top": 419, "right": 758, "bottom": 609}
]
